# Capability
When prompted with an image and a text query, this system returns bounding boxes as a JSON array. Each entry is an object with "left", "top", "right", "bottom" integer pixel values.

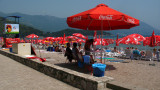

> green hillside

[
  {"left": 0, "top": 17, "right": 44, "bottom": 37},
  {"left": 0, "top": 17, "right": 111, "bottom": 38}
]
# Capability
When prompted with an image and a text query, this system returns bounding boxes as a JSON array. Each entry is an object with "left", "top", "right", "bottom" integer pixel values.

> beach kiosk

[{"left": 2, "top": 16, "right": 21, "bottom": 48}]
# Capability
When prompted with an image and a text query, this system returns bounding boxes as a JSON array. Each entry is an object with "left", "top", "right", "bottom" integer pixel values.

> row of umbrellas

[{"left": 25, "top": 31, "right": 160, "bottom": 47}]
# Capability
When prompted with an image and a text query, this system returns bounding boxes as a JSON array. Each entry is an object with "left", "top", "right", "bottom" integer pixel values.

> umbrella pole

[{"left": 101, "top": 30, "right": 103, "bottom": 63}]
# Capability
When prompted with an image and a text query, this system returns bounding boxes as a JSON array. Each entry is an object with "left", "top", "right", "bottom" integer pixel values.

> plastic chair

[
  {"left": 124, "top": 49, "right": 132, "bottom": 59},
  {"left": 145, "top": 50, "right": 153, "bottom": 61}
]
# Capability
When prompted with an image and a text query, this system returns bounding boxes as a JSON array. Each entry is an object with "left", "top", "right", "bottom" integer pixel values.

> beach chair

[
  {"left": 145, "top": 50, "right": 153, "bottom": 61},
  {"left": 124, "top": 49, "right": 132, "bottom": 59}
]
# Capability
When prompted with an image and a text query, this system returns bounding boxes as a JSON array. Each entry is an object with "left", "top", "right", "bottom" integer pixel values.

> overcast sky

[{"left": 0, "top": 0, "right": 160, "bottom": 30}]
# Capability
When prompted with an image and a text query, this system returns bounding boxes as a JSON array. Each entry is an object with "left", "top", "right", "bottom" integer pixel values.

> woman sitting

[{"left": 72, "top": 43, "right": 83, "bottom": 62}]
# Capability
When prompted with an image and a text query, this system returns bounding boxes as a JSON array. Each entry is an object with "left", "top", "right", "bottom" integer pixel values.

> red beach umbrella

[
  {"left": 118, "top": 34, "right": 145, "bottom": 45},
  {"left": 77, "top": 39, "right": 85, "bottom": 43},
  {"left": 73, "top": 33, "right": 86, "bottom": 39},
  {"left": 118, "top": 36, "right": 141, "bottom": 45},
  {"left": 44, "top": 37, "right": 55, "bottom": 41},
  {"left": 143, "top": 35, "right": 160, "bottom": 46},
  {"left": 149, "top": 31, "right": 156, "bottom": 47},
  {"left": 127, "top": 34, "right": 145, "bottom": 41},
  {"left": 94, "top": 38, "right": 109, "bottom": 46},
  {"left": 66, "top": 36, "right": 78, "bottom": 41},
  {"left": 26, "top": 34, "right": 39, "bottom": 43},
  {"left": 67, "top": 4, "right": 139, "bottom": 30},
  {"left": 55, "top": 37, "right": 63, "bottom": 41},
  {"left": 26, "top": 34, "right": 39, "bottom": 38},
  {"left": 67, "top": 3, "right": 139, "bottom": 62}
]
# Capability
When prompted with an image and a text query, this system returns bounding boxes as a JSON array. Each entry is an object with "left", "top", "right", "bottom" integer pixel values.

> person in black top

[{"left": 65, "top": 43, "right": 73, "bottom": 62}]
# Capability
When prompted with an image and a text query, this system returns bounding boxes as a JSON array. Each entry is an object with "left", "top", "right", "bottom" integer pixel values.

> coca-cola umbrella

[
  {"left": 60, "top": 33, "right": 68, "bottom": 44},
  {"left": 94, "top": 38, "right": 109, "bottom": 46},
  {"left": 55, "top": 37, "right": 63, "bottom": 41},
  {"left": 149, "top": 31, "right": 156, "bottom": 47},
  {"left": 129, "top": 34, "right": 146, "bottom": 41},
  {"left": 143, "top": 31, "right": 160, "bottom": 47},
  {"left": 65, "top": 36, "right": 78, "bottom": 42},
  {"left": 118, "top": 34, "right": 145, "bottom": 45},
  {"left": 72, "top": 33, "right": 86, "bottom": 39},
  {"left": 118, "top": 36, "right": 141, "bottom": 45},
  {"left": 26, "top": 34, "right": 39, "bottom": 43},
  {"left": 44, "top": 37, "right": 55, "bottom": 41},
  {"left": 67, "top": 3, "right": 139, "bottom": 62},
  {"left": 26, "top": 34, "right": 39, "bottom": 38},
  {"left": 77, "top": 39, "right": 85, "bottom": 43}
]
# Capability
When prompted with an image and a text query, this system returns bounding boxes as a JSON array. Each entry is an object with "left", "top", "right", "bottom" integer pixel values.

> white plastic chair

[
  {"left": 124, "top": 49, "right": 132, "bottom": 59},
  {"left": 145, "top": 50, "right": 153, "bottom": 61}
]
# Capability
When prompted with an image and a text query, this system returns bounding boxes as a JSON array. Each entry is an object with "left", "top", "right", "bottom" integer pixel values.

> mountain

[
  {"left": 0, "top": 12, "right": 160, "bottom": 36},
  {"left": 0, "top": 17, "right": 44, "bottom": 37},
  {"left": 50, "top": 29, "right": 111, "bottom": 37},
  {"left": 0, "top": 16, "right": 110, "bottom": 38},
  {"left": 108, "top": 21, "right": 160, "bottom": 37},
  {"left": 0, "top": 12, "right": 68, "bottom": 32}
]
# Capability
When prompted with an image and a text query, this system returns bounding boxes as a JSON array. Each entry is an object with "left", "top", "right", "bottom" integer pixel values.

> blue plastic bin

[
  {"left": 83, "top": 55, "right": 90, "bottom": 64},
  {"left": 92, "top": 63, "right": 106, "bottom": 77},
  {"left": 9, "top": 48, "right": 12, "bottom": 52}
]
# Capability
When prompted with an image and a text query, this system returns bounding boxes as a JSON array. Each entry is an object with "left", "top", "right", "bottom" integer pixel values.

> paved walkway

[{"left": 0, "top": 54, "right": 79, "bottom": 90}]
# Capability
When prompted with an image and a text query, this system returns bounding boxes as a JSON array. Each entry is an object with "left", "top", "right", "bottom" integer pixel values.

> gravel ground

[
  {"left": 0, "top": 54, "right": 79, "bottom": 90},
  {"left": 33, "top": 49, "right": 160, "bottom": 90}
]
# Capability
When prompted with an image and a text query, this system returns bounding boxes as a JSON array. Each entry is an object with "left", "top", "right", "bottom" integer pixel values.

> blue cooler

[
  {"left": 92, "top": 63, "right": 106, "bottom": 77},
  {"left": 9, "top": 48, "right": 12, "bottom": 52}
]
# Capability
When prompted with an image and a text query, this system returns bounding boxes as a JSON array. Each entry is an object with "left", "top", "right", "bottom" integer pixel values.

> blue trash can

[
  {"left": 9, "top": 48, "right": 12, "bottom": 52},
  {"left": 92, "top": 63, "right": 106, "bottom": 77}
]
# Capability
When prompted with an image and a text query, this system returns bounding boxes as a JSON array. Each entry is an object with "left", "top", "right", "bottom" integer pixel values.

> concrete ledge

[{"left": 0, "top": 50, "right": 113, "bottom": 90}]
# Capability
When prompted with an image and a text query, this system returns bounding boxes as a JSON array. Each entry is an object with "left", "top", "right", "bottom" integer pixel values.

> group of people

[{"left": 64, "top": 39, "right": 95, "bottom": 63}]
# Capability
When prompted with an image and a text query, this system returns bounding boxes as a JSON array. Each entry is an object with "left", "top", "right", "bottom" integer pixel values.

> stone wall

[{"left": 0, "top": 50, "right": 113, "bottom": 90}]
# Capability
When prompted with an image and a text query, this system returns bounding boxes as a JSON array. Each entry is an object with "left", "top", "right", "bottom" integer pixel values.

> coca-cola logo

[
  {"left": 99, "top": 15, "right": 113, "bottom": 20},
  {"left": 127, "top": 18, "right": 135, "bottom": 24},
  {"left": 72, "top": 16, "right": 81, "bottom": 22}
]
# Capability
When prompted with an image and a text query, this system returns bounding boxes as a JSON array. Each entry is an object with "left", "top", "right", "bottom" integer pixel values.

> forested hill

[{"left": 0, "top": 17, "right": 111, "bottom": 37}]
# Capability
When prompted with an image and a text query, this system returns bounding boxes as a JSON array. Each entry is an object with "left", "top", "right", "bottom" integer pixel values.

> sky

[{"left": 0, "top": 0, "right": 160, "bottom": 30}]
